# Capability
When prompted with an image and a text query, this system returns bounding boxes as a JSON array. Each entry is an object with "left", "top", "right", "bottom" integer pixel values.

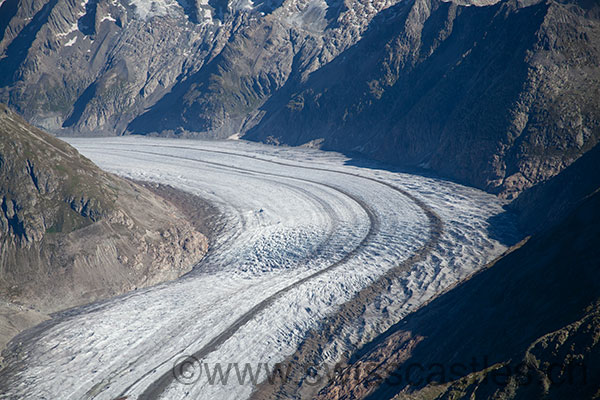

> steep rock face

[
  {"left": 0, "top": 0, "right": 399, "bottom": 136},
  {"left": 247, "top": 0, "right": 600, "bottom": 197},
  {"left": 0, "top": 0, "right": 222, "bottom": 134},
  {"left": 0, "top": 104, "right": 208, "bottom": 352},
  {"left": 0, "top": 105, "right": 115, "bottom": 244}
]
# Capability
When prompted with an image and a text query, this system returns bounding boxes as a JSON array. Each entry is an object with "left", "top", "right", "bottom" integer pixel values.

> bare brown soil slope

[{"left": 0, "top": 104, "right": 209, "bottom": 358}]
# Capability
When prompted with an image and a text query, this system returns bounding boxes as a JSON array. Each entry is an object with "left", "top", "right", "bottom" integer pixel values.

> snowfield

[{"left": 0, "top": 137, "right": 519, "bottom": 399}]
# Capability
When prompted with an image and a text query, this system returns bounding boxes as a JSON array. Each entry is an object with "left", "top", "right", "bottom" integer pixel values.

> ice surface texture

[{"left": 0, "top": 137, "right": 518, "bottom": 399}]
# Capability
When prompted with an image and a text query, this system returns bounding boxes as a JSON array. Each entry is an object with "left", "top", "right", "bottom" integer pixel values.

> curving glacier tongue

[{"left": 0, "top": 137, "right": 518, "bottom": 400}]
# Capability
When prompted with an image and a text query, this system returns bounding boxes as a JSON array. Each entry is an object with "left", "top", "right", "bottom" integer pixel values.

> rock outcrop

[{"left": 0, "top": 104, "right": 209, "bottom": 355}]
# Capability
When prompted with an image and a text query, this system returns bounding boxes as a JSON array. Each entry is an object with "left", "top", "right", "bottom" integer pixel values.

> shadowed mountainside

[
  {"left": 510, "top": 142, "right": 600, "bottom": 234},
  {"left": 247, "top": 0, "right": 600, "bottom": 198}
]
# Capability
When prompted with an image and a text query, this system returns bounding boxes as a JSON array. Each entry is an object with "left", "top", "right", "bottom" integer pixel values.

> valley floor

[{"left": 0, "top": 137, "right": 519, "bottom": 399}]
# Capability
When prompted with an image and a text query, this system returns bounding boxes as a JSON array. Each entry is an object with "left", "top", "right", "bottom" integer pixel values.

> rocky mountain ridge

[{"left": 0, "top": 0, "right": 397, "bottom": 136}]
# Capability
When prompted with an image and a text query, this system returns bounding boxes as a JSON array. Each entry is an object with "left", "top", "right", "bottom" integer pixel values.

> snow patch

[
  {"left": 101, "top": 13, "right": 117, "bottom": 22},
  {"left": 129, "top": 0, "right": 183, "bottom": 19},
  {"left": 64, "top": 36, "right": 78, "bottom": 46},
  {"left": 56, "top": 23, "right": 78, "bottom": 37},
  {"left": 233, "top": 0, "right": 255, "bottom": 10}
]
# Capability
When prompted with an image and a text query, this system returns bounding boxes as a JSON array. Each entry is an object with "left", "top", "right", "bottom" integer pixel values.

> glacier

[{"left": 0, "top": 137, "right": 518, "bottom": 399}]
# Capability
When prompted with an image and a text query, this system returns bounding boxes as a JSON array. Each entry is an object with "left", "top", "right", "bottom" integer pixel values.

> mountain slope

[
  {"left": 0, "top": 104, "right": 208, "bottom": 355},
  {"left": 247, "top": 0, "right": 600, "bottom": 198},
  {"left": 510, "top": 141, "right": 600, "bottom": 234},
  {"left": 0, "top": 0, "right": 398, "bottom": 136}
]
